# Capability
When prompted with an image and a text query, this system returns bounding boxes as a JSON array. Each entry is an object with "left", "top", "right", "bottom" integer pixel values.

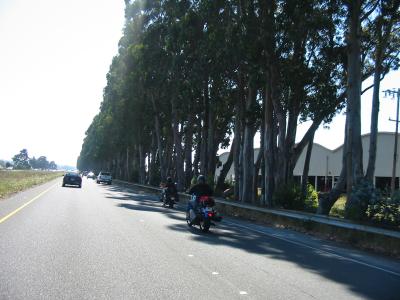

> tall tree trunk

[
  {"left": 365, "top": 7, "right": 396, "bottom": 182},
  {"left": 171, "top": 100, "right": 185, "bottom": 191},
  {"left": 264, "top": 68, "right": 276, "bottom": 207},
  {"left": 345, "top": 0, "right": 363, "bottom": 197},
  {"left": 148, "top": 133, "right": 158, "bottom": 185},
  {"left": 216, "top": 137, "right": 236, "bottom": 194},
  {"left": 253, "top": 143, "right": 263, "bottom": 205},
  {"left": 118, "top": 152, "right": 123, "bottom": 179},
  {"left": 132, "top": 146, "right": 139, "bottom": 182},
  {"left": 151, "top": 95, "right": 166, "bottom": 182},
  {"left": 146, "top": 153, "right": 151, "bottom": 184},
  {"left": 235, "top": 69, "right": 246, "bottom": 201},
  {"left": 301, "top": 132, "right": 315, "bottom": 199},
  {"left": 318, "top": 117, "right": 349, "bottom": 214},
  {"left": 273, "top": 98, "right": 286, "bottom": 189},
  {"left": 241, "top": 81, "right": 256, "bottom": 203},
  {"left": 138, "top": 143, "right": 146, "bottom": 184},
  {"left": 207, "top": 96, "right": 216, "bottom": 183},
  {"left": 200, "top": 79, "right": 209, "bottom": 176},
  {"left": 193, "top": 123, "right": 201, "bottom": 178},
  {"left": 165, "top": 131, "right": 173, "bottom": 178},
  {"left": 260, "top": 115, "right": 266, "bottom": 206},
  {"left": 126, "top": 147, "right": 130, "bottom": 182},
  {"left": 233, "top": 100, "right": 243, "bottom": 201},
  {"left": 184, "top": 115, "right": 194, "bottom": 188},
  {"left": 365, "top": 56, "right": 382, "bottom": 182}
]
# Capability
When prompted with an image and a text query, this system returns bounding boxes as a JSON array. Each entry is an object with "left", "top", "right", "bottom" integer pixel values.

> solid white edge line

[{"left": 223, "top": 220, "right": 400, "bottom": 277}]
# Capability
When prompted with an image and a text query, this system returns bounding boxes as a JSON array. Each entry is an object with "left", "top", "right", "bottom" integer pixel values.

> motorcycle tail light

[{"left": 208, "top": 212, "right": 214, "bottom": 217}]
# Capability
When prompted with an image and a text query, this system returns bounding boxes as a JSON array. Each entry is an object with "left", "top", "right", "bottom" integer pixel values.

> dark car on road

[{"left": 62, "top": 172, "right": 82, "bottom": 188}]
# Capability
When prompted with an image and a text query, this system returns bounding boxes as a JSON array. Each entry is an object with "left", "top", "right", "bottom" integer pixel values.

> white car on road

[{"left": 96, "top": 171, "right": 112, "bottom": 185}]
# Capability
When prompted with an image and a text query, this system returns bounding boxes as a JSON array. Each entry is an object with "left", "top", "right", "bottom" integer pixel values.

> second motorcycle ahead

[
  {"left": 160, "top": 177, "right": 179, "bottom": 209},
  {"left": 161, "top": 190, "right": 178, "bottom": 208}
]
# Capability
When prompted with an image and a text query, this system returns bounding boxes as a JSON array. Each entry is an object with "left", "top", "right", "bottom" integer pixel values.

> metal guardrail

[{"left": 115, "top": 180, "right": 400, "bottom": 240}]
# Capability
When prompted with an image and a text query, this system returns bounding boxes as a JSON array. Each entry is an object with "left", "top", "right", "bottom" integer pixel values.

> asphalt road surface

[{"left": 1, "top": 177, "right": 399, "bottom": 300}]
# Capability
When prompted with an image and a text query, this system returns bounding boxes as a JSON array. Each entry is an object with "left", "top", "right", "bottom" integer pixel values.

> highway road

[{"left": 0, "top": 177, "right": 399, "bottom": 299}]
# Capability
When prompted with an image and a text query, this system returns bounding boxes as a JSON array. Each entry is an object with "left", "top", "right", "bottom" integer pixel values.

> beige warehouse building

[{"left": 216, "top": 132, "right": 400, "bottom": 191}]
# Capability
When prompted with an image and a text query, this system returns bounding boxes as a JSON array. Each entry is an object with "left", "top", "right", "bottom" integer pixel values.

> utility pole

[{"left": 384, "top": 88, "right": 400, "bottom": 196}]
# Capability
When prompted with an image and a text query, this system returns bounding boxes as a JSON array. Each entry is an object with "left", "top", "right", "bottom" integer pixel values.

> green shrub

[
  {"left": 206, "top": 174, "right": 215, "bottom": 189},
  {"left": 329, "top": 195, "right": 346, "bottom": 218},
  {"left": 273, "top": 182, "right": 304, "bottom": 210},
  {"left": 304, "top": 184, "right": 318, "bottom": 213},
  {"left": 366, "top": 190, "right": 400, "bottom": 228},
  {"left": 345, "top": 179, "right": 379, "bottom": 221}
]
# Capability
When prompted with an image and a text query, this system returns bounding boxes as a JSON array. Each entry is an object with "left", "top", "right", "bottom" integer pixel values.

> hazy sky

[
  {"left": 0, "top": 0, "right": 125, "bottom": 167},
  {"left": 0, "top": 0, "right": 399, "bottom": 167},
  {"left": 295, "top": 70, "right": 400, "bottom": 151}
]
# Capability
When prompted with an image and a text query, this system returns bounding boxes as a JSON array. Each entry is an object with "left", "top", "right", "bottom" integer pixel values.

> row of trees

[
  {"left": 0, "top": 160, "right": 12, "bottom": 169},
  {"left": 11, "top": 149, "right": 57, "bottom": 170},
  {"left": 78, "top": 0, "right": 400, "bottom": 217}
]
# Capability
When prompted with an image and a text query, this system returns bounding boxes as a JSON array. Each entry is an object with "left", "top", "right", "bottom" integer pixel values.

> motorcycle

[
  {"left": 161, "top": 188, "right": 177, "bottom": 208},
  {"left": 186, "top": 195, "right": 222, "bottom": 232}
]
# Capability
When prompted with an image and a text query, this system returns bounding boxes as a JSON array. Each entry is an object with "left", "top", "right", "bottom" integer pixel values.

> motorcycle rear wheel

[
  {"left": 186, "top": 211, "right": 192, "bottom": 227},
  {"left": 200, "top": 219, "right": 211, "bottom": 233}
]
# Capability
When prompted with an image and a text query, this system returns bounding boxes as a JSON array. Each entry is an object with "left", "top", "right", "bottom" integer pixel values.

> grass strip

[{"left": 0, "top": 170, "right": 64, "bottom": 199}]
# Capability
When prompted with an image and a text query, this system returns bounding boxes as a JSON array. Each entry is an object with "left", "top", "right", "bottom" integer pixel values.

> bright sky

[
  {"left": 0, "top": 0, "right": 399, "bottom": 167},
  {"left": 0, "top": 0, "right": 125, "bottom": 167},
  {"left": 295, "top": 70, "right": 400, "bottom": 151}
]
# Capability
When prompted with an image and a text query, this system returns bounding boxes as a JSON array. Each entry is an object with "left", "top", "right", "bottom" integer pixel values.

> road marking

[
  {"left": 188, "top": 254, "right": 194, "bottom": 257},
  {"left": 0, "top": 183, "right": 58, "bottom": 224},
  {"left": 224, "top": 220, "right": 400, "bottom": 277},
  {"left": 212, "top": 272, "right": 219, "bottom": 275},
  {"left": 139, "top": 219, "right": 145, "bottom": 222},
  {"left": 239, "top": 291, "right": 248, "bottom": 295}
]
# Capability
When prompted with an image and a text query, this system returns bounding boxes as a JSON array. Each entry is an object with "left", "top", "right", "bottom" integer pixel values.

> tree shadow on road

[
  {"left": 102, "top": 182, "right": 399, "bottom": 299},
  {"left": 102, "top": 184, "right": 187, "bottom": 222}
]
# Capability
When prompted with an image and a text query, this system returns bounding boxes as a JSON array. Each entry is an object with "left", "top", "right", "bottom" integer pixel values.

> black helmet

[
  {"left": 197, "top": 175, "right": 205, "bottom": 184},
  {"left": 167, "top": 177, "right": 172, "bottom": 183}
]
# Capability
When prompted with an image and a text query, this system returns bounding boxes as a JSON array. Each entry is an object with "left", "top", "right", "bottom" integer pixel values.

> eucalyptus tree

[
  {"left": 365, "top": 0, "right": 400, "bottom": 182},
  {"left": 79, "top": 0, "right": 400, "bottom": 211},
  {"left": 258, "top": 0, "right": 348, "bottom": 206},
  {"left": 12, "top": 149, "right": 31, "bottom": 170},
  {"left": 190, "top": 0, "right": 237, "bottom": 186},
  {"left": 125, "top": 0, "right": 172, "bottom": 182},
  {"left": 235, "top": 1, "right": 264, "bottom": 204},
  {"left": 318, "top": 0, "right": 400, "bottom": 215}
]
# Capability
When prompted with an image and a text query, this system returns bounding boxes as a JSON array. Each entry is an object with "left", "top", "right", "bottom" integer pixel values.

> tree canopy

[
  {"left": 11, "top": 149, "right": 58, "bottom": 170},
  {"left": 78, "top": 0, "right": 400, "bottom": 216}
]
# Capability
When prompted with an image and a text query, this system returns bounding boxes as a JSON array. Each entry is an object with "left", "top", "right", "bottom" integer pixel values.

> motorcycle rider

[
  {"left": 162, "top": 177, "right": 179, "bottom": 205},
  {"left": 187, "top": 175, "right": 213, "bottom": 222}
]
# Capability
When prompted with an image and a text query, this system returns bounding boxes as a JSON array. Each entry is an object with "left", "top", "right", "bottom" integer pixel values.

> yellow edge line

[{"left": 0, "top": 182, "right": 58, "bottom": 224}]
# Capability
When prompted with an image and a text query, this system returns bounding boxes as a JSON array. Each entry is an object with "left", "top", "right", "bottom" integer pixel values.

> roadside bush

[
  {"left": 206, "top": 174, "right": 215, "bottom": 189},
  {"left": 273, "top": 182, "right": 304, "bottom": 210},
  {"left": 367, "top": 191, "right": 400, "bottom": 229},
  {"left": 304, "top": 184, "right": 318, "bottom": 213},
  {"left": 345, "top": 179, "right": 379, "bottom": 221},
  {"left": 329, "top": 195, "right": 346, "bottom": 218}
]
